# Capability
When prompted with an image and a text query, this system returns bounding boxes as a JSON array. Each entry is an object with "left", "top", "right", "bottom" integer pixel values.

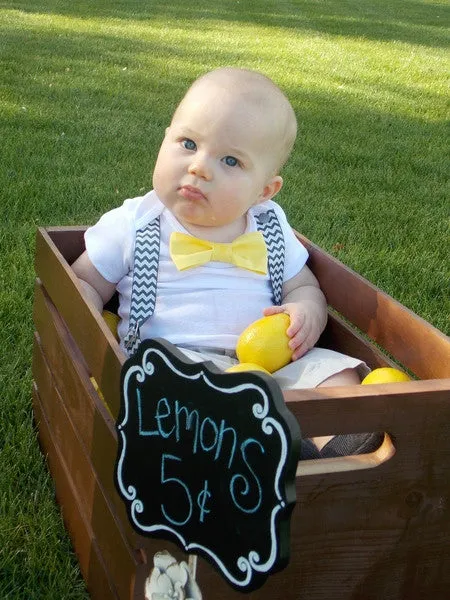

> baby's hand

[{"left": 263, "top": 302, "right": 323, "bottom": 360}]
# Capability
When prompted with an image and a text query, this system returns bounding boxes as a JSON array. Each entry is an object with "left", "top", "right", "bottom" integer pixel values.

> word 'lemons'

[
  {"left": 226, "top": 363, "right": 271, "bottom": 375},
  {"left": 236, "top": 313, "right": 292, "bottom": 373},
  {"left": 362, "top": 367, "right": 411, "bottom": 385}
]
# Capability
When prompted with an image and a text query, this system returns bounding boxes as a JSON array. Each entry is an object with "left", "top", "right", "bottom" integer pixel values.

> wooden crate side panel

[
  {"left": 35, "top": 228, "right": 123, "bottom": 418},
  {"left": 33, "top": 282, "right": 192, "bottom": 600},
  {"left": 319, "top": 312, "right": 398, "bottom": 370},
  {"left": 293, "top": 450, "right": 450, "bottom": 600},
  {"left": 281, "top": 383, "right": 450, "bottom": 599},
  {"left": 32, "top": 384, "right": 119, "bottom": 600},
  {"left": 33, "top": 283, "right": 137, "bottom": 544},
  {"left": 33, "top": 336, "right": 141, "bottom": 600},
  {"left": 297, "top": 233, "right": 450, "bottom": 380}
]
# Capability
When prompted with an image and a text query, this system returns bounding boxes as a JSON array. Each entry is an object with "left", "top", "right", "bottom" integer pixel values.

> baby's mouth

[{"left": 178, "top": 185, "right": 206, "bottom": 201}]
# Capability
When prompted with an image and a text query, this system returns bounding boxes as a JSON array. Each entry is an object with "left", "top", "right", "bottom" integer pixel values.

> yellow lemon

[
  {"left": 102, "top": 310, "right": 120, "bottom": 340},
  {"left": 90, "top": 377, "right": 105, "bottom": 402},
  {"left": 362, "top": 367, "right": 411, "bottom": 385},
  {"left": 236, "top": 313, "right": 292, "bottom": 373},
  {"left": 226, "top": 363, "right": 271, "bottom": 375}
]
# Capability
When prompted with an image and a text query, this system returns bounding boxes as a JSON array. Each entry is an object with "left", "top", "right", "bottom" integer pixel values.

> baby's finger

[
  {"left": 291, "top": 332, "right": 314, "bottom": 360},
  {"left": 292, "top": 342, "right": 310, "bottom": 361},
  {"left": 262, "top": 305, "right": 285, "bottom": 316},
  {"left": 286, "top": 312, "right": 305, "bottom": 338},
  {"left": 288, "top": 325, "right": 309, "bottom": 351}
]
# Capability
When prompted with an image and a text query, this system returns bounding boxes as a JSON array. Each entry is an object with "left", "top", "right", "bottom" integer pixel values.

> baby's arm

[
  {"left": 263, "top": 265, "right": 327, "bottom": 360},
  {"left": 72, "top": 251, "right": 117, "bottom": 313}
]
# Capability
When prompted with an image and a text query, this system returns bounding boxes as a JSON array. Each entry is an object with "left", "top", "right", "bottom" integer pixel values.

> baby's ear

[{"left": 257, "top": 175, "right": 283, "bottom": 203}]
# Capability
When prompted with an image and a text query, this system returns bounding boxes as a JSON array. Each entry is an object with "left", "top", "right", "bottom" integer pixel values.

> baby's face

[{"left": 152, "top": 82, "right": 282, "bottom": 236}]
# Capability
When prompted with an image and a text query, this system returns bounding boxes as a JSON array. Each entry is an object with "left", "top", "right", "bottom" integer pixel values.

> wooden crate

[{"left": 33, "top": 226, "right": 450, "bottom": 600}]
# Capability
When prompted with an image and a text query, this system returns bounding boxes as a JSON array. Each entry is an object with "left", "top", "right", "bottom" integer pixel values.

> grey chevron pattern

[
  {"left": 255, "top": 209, "right": 285, "bottom": 306},
  {"left": 123, "top": 218, "right": 160, "bottom": 355}
]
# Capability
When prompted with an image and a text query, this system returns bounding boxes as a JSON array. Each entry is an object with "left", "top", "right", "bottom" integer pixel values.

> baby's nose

[{"left": 188, "top": 154, "right": 212, "bottom": 180}]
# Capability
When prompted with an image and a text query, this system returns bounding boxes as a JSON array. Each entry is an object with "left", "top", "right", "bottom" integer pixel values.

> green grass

[{"left": 0, "top": 0, "right": 448, "bottom": 596}]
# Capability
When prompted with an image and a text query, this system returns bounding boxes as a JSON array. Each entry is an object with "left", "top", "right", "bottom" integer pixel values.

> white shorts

[{"left": 178, "top": 346, "right": 369, "bottom": 390}]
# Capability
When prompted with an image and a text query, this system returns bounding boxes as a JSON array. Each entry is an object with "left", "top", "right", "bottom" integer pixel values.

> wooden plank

[
  {"left": 34, "top": 228, "right": 124, "bottom": 418},
  {"left": 296, "top": 232, "right": 450, "bottom": 380},
  {"left": 291, "top": 447, "right": 450, "bottom": 600},
  {"left": 194, "top": 492, "right": 450, "bottom": 600},
  {"left": 45, "top": 226, "right": 87, "bottom": 265},
  {"left": 284, "top": 378, "right": 450, "bottom": 442},
  {"left": 32, "top": 384, "right": 119, "bottom": 600}
]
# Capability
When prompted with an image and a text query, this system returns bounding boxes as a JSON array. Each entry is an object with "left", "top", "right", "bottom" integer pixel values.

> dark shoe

[
  {"left": 300, "top": 438, "right": 322, "bottom": 459},
  {"left": 320, "top": 432, "right": 384, "bottom": 458}
]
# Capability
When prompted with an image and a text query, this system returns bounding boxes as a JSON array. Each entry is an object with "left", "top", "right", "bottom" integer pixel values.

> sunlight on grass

[
  {"left": 1, "top": 1, "right": 449, "bottom": 597},
  {"left": 2, "top": 6, "right": 447, "bottom": 123}
]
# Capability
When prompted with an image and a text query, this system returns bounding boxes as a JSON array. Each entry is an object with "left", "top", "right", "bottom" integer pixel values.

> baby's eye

[
  {"left": 182, "top": 139, "right": 197, "bottom": 151},
  {"left": 222, "top": 155, "right": 239, "bottom": 167}
]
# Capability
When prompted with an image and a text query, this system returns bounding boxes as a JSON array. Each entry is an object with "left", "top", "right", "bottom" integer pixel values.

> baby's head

[
  {"left": 153, "top": 68, "right": 297, "bottom": 234},
  {"left": 173, "top": 68, "right": 297, "bottom": 174}
]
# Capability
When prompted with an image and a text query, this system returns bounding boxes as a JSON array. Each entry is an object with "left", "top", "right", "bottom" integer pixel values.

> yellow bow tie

[{"left": 169, "top": 231, "right": 268, "bottom": 274}]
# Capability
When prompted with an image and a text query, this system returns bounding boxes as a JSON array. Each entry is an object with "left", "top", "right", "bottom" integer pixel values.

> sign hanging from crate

[{"left": 114, "top": 338, "right": 301, "bottom": 592}]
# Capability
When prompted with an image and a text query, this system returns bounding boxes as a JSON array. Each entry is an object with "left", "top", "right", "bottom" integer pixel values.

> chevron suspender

[
  {"left": 123, "top": 219, "right": 161, "bottom": 355},
  {"left": 123, "top": 208, "right": 285, "bottom": 356},
  {"left": 254, "top": 209, "right": 285, "bottom": 306}
]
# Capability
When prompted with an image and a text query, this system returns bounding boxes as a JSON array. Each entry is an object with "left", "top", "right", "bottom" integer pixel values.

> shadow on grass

[{"left": 1, "top": 0, "right": 449, "bottom": 49}]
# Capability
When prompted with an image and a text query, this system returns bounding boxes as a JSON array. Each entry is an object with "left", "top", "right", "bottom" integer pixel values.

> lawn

[{"left": 0, "top": 0, "right": 448, "bottom": 597}]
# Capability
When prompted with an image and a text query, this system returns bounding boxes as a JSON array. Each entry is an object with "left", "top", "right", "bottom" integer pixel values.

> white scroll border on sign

[{"left": 116, "top": 345, "right": 290, "bottom": 589}]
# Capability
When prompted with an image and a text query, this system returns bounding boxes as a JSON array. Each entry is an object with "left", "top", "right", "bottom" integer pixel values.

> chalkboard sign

[{"left": 115, "top": 339, "right": 301, "bottom": 592}]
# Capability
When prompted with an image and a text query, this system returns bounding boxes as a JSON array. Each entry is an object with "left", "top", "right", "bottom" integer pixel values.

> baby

[{"left": 72, "top": 67, "right": 380, "bottom": 458}]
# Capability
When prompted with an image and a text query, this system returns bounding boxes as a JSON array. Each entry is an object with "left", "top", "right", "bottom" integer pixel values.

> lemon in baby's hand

[
  {"left": 362, "top": 367, "right": 411, "bottom": 385},
  {"left": 236, "top": 313, "right": 292, "bottom": 373},
  {"left": 226, "top": 362, "right": 271, "bottom": 375}
]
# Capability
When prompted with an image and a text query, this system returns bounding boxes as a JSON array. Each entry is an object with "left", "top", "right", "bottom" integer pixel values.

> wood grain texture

[
  {"left": 33, "top": 339, "right": 142, "bottom": 599},
  {"left": 35, "top": 228, "right": 124, "bottom": 419},
  {"left": 33, "top": 384, "right": 119, "bottom": 599},
  {"left": 296, "top": 232, "right": 450, "bottom": 380},
  {"left": 319, "top": 311, "right": 398, "bottom": 370},
  {"left": 33, "top": 283, "right": 123, "bottom": 517}
]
